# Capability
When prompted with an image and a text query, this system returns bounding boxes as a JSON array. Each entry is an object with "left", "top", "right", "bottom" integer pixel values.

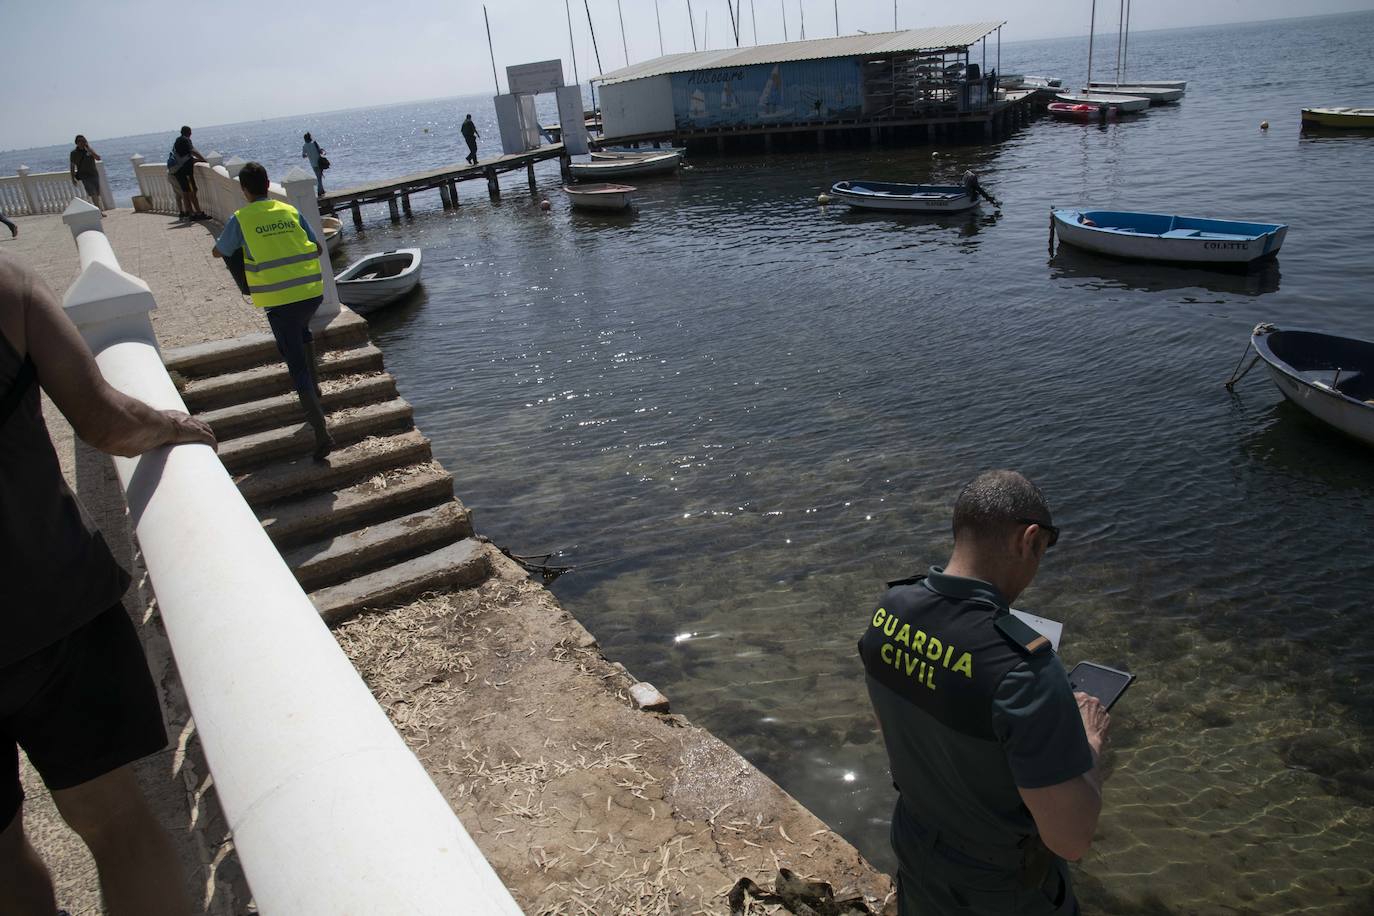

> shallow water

[{"left": 12, "top": 12, "right": 1374, "bottom": 913}]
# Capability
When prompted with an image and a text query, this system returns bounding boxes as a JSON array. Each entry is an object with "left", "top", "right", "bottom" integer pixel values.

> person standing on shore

[
  {"left": 211, "top": 161, "right": 334, "bottom": 461},
  {"left": 68, "top": 135, "right": 104, "bottom": 214},
  {"left": 461, "top": 114, "right": 480, "bottom": 165},
  {"left": 169, "top": 126, "right": 209, "bottom": 221},
  {"left": 301, "top": 132, "right": 327, "bottom": 197},
  {"left": 858, "top": 470, "right": 1111, "bottom": 916},
  {"left": 1, "top": 252, "right": 212, "bottom": 916}
]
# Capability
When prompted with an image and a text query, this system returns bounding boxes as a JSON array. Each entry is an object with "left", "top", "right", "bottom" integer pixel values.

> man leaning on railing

[{"left": 0, "top": 251, "right": 216, "bottom": 915}]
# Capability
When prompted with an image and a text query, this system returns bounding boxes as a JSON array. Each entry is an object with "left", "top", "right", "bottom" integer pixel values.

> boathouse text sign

[{"left": 507, "top": 60, "right": 564, "bottom": 95}]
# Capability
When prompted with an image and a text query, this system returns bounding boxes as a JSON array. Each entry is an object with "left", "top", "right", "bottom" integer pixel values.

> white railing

[
  {"left": 57, "top": 197, "right": 521, "bottom": 915},
  {"left": 0, "top": 161, "right": 113, "bottom": 215}
]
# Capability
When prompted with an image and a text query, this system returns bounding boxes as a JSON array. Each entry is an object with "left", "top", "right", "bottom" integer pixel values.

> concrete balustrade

[
  {"left": 57, "top": 196, "right": 522, "bottom": 915},
  {"left": 0, "top": 162, "right": 110, "bottom": 215}
]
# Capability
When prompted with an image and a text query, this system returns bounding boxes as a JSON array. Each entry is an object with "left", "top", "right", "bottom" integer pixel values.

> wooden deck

[{"left": 320, "top": 144, "right": 568, "bottom": 229}]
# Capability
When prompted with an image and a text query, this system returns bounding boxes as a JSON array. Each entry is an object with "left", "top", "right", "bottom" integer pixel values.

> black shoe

[
  {"left": 178, "top": 211, "right": 190, "bottom": 220},
  {"left": 313, "top": 432, "right": 335, "bottom": 462},
  {"left": 192, "top": 212, "right": 211, "bottom": 221}
]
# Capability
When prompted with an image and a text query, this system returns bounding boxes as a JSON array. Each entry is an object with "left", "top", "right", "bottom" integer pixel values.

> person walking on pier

[
  {"left": 302, "top": 132, "right": 328, "bottom": 196},
  {"left": 461, "top": 114, "right": 480, "bottom": 165},
  {"left": 169, "top": 125, "right": 209, "bottom": 221},
  {"left": 1, "top": 252, "right": 212, "bottom": 916},
  {"left": 0, "top": 211, "right": 15, "bottom": 239},
  {"left": 212, "top": 161, "right": 335, "bottom": 461},
  {"left": 858, "top": 470, "right": 1112, "bottom": 916},
  {"left": 68, "top": 135, "right": 104, "bottom": 214}
]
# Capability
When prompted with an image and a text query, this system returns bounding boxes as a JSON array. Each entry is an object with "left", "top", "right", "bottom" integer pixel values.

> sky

[{"left": 3, "top": 0, "right": 1372, "bottom": 151}]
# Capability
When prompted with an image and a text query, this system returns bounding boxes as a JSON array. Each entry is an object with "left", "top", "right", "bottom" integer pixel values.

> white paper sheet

[{"left": 1010, "top": 609, "right": 1063, "bottom": 651}]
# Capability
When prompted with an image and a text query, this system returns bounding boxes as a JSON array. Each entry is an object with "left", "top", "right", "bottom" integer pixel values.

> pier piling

[
  {"left": 401, "top": 193, "right": 413, "bottom": 218},
  {"left": 349, "top": 201, "right": 362, "bottom": 230},
  {"left": 526, "top": 162, "right": 536, "bottom": 195},
  {"left": 485, "top": 167, "right": 500, "bottom": 201},
  {"left": 387, "top": 196, "right": 400, "bottom": 222}
]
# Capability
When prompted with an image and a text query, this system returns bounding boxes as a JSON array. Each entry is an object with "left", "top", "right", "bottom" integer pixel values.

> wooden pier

[{"left": 319, "top": 144, "right": 569, "bottom": 229}]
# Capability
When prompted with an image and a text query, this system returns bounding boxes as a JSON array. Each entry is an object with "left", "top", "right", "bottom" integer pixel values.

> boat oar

[
  {"left": 975, "top": 184, "right": 1002, "bottom": 210},
  {"left": 1048, "top": 206, "right": 1057, "bottom": 253}
]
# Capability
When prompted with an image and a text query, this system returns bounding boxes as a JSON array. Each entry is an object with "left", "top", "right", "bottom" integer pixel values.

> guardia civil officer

[
  {"left": 858, "top": 470, "right": 1111, "bottom": 915},
  {"left": 212, "top": 162, "right": 334, "bottom": 460}
]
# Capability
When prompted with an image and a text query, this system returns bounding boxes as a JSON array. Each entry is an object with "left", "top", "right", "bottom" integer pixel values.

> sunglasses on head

[{"left": 1017, "top": 518, "right": 1059, "bottom": 548}]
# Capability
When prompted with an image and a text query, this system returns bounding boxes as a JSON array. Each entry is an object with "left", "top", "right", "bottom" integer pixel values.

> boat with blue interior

[{"left": 1051, "top": 209, "right": 1287, "bottom": 264}]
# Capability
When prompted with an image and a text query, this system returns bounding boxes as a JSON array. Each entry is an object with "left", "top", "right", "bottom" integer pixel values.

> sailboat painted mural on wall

[{"left": 670, "top": 59, "right": 861, "bottom": 128}]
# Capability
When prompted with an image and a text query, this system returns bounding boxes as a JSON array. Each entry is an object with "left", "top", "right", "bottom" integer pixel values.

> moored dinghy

[
  {"left": 590, "top": 147, "right": 687, "bottom": 160},
  {"left": 335, "top": 248, "right": 422, "bottom": 315},
  {"left": 562, "top": 183, "right": 635, "bottom": 211},
  {"left": 1051, "top": 209, "right": 1287, "bottom": 264},
  {"left": 1049, "top": 102, "right": 1117, "bottom": 122},
  {"left": 1056, "top": 90, "right": 1151, "bottom": 112},
  {"left": 1084, "top": 83, "right": 1184, "bottom": 104},
  {"left": 321, "top": 215, "right": 344, "bottom": 255},
  {"left": 568, "top": 152, "right": 682, "bottom": 180},
  {"left": 831, "top": 172, "right": 1000, "bottom": 213},
  {"left": 1301, "top": 107, "right": 1374, "bottom": 129},
  {"left": 1247, "top": 324, "right": 1374, "bottom": 448}
]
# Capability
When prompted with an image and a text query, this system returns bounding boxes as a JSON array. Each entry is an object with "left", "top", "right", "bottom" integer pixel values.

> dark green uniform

[{"left": 858, "top": 567, "right": 1092, "bottom": 915}]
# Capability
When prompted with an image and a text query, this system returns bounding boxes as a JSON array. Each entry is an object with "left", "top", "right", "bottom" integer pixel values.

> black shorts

[
  {"left": 173, "top": 169, "right": 197, "bottom": 192},
  {"left": 2, "top": 603, "right": 167, "bottom": 831},
  {"left": 80, "top": 175, "right": 101, "bottom": 199}
]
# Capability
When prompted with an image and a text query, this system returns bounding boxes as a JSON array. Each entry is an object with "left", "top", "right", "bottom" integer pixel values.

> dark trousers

[
  {"left": 0, "top": 212, "right": 15, "bottom": 236},
  {"left": 265, "top": 296, "right": 323, "bottom": 399},
  {"left": 464, "top": 136, "right": 478, "bottom": 164}
]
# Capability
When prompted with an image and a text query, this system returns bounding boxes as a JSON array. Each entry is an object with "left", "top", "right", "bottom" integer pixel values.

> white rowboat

[
  {"left": 830, "top": 180, "right": 980, "bottom": 213},
  {"left": 568, "top": 153, "right": 681, "bottom": 180},
  {"left": 1052, "top": 209, "right": 1286, "bottom": 264},
  {"left": 1056, "top": 91, "right": 1151, "bottom": 112},
  {"left": 1250, "top": 325, "right": 1374, "bottom": 448},
  {"left": 589, "top": 147, "right": 686, "bottom": 161},
  {"left": 335, "top": 248, "right": 422, "bottom": 315},
  {"left": 562, "top": 183, "right": 635, "bottom": 211},
  {"left": 1085, "top": 83, "right": 1184, "bottom": 103},
  {"left": 321, "top": 215, "right": 343, "bottom": 255}
]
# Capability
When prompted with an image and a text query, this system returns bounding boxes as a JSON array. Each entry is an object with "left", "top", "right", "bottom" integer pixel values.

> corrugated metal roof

[{"left": 595, "top": 22, "right": 1006, "bottom": 85}]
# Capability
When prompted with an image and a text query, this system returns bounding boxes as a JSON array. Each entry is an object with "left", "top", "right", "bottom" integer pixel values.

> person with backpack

[
  {"left": 168, "top": 126, "right": 208, "bottom": 221},
  {"left": 301, "top": 132, "right": 329, "bottom": 197}
]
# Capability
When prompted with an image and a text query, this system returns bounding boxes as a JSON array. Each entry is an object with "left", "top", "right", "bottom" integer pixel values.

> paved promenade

[{"left": 3, "top": 209, "right": 894, "bottom": 914}]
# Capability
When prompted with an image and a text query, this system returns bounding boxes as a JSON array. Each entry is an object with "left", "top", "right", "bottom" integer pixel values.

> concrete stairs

[{"left": 163, "top": 310, "right": 489, "bottom": 625}]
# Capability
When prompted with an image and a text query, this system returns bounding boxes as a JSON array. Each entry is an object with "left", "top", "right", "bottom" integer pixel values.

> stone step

[
  {"left": 163, "top": 309, "right": 370, "bottom": 379},
  {"left": 235, "top": 429, "right": 432, "bottom": 507},
  {"left": 200, "top": 373, "right": 399, "bottom": 441},
  {"left": 310, "top": 538, "right": 491, "bottom": 626},
  {"left": 218, "top": 398, "right": 414, "bottom": 474},
  {"left": 179, "top": 343, "right": 384, "bottom": 413},
  {"left": 258, "top": 463, "right": 458, "bottom": 551},
  {"left": 282, "top": 501, "right": 470, "bottom": 593}
]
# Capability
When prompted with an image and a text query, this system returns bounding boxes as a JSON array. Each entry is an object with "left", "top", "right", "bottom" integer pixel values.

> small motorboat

[
  {"left": 1301, "top": 107, "right": 1374, "bottom": 129},
  {"left": 1051, "top": 209, "right": 1286, "bottom": 264},
  {"left": 568, "top": 152, "right": 681, "bottom": 180},
  {"left": 1055, "top": 90, "right": 1151, "bottom": 112},
  {"left": 1084, "top": 83, "right": 1184, "bottom": 104},
  {"left": 562, "top": 183, "right": 635, "bottom": 211},
  {"left": 1248, "top": 324, "right": 1374, "bottom": 448},
  {"left": 334, "top": 248, "right": 422, "bottom": 315},
  {"left": 830, "top": 178, "right": 986, "bottom": 213},
  {"left": 590, "top": 146, "right": 686, "bottom": 161},
  {"left": 321, "top": 215, "right": 343, "bottom": 255},
  {"left": 1049, "top": 102, "right": 1117, "bottom": 122}
]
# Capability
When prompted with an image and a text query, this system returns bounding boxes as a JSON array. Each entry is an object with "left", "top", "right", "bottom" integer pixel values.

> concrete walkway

[{"left": 3, "top": 210, "right": 894, "bottom": 914}]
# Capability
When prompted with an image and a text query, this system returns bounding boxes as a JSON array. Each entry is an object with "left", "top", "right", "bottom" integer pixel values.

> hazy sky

[{"left": 4, "top": 0, "right": 1372, "bottom": 151}]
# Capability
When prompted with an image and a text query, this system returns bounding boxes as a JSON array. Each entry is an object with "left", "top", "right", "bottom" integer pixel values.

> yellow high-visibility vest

[{"left": 236, "top": 199, "right": 324, "bottom": 309}]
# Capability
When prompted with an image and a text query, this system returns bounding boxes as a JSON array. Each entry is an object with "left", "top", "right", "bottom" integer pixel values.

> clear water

[{"left": 11, "top": 12, "right": 1374, "bottom": 913}]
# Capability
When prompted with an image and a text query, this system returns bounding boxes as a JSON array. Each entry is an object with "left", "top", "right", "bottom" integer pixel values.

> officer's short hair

[
  {"left": 238, "top": 162, "right": 270, "bottom": 196},
  {"left": 952, "top": 470, "right": 1051, "bottom": 545}
]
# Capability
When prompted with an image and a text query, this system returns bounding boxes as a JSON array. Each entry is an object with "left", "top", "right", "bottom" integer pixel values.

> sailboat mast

[
  {"left": 583, "top": 0, "right": 604, "bottom": 74},
  {"left": 687, "top": 0, "right": 698, "bottom": 50},
  {"left": 1115, "top": 0, "right": 1125, "bottom": 84},
  {"left": 750, "top": 0, "right": 758, "bottom": 44},
  {"left": 1086, "top": 0, "right": 1096, "bottom": 89},
  {"left": 483, "top": 4, "right": 500, "bottom": 94},
  {"left": 799, "top": 0, "right": 805, "bottom": 40},
  {"left": 564, "top": 0, "right": 581, "bottom": 91},
  {"left": 1122, "top": 0, "right": 1132, "bottom": 82},
  {"left": 780, "top": 0, "right": 788, "bottom": 41},
  {"left": 617, "top": 0, "right": 629, "bottom": 66},
  {"left": 655, "top": 0, "right": 664, "bottom": 55}
]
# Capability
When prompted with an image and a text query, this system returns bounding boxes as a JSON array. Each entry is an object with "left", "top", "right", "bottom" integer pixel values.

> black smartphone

[{"left": 1068, "top": 661, "right": 1135, "bottom": 710}]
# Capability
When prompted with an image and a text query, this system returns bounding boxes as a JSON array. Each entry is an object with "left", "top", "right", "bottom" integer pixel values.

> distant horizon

[{"left": 3, "top": 5, "right": 1369, "bottom": 155}]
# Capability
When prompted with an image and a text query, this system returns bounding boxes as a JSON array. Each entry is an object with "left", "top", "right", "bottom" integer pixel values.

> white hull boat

[
  {"left": 321, "top": 215, "right": 343, "bottom": 255},
  {"left": 1052, "top": 209, "right": 1286, "bottom": 264},
  {"left": 590, "top": 147, "right": 686, "bottom": 161},
  {"left": 1086, "top": 83, "right": 1184, "bottom": 103},
  {"left": 568, "top": 152, "right": 681, "bottom": 180},
  {"left": 830, "top": 180, "right": 980, "bottom": 213},
  {"left": 335, "top": 248, "right": 422, "bottom": 315},
  {"left": 1056, "top": 91, "right": 1151, "bottom": 112},
  {"left": 1250, "top": 325, "right": 1374, "bottom": 448},
  {"left": 1102, "top": 80, "right": 1187, "bottom": 90},
  {"left": 562, "top": 183, "right": 635, "bottom": 211}
]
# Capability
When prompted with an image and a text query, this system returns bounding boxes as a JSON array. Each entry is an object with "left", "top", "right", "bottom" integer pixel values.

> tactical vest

[
  {"left": 859, "top": 575, "right": 1049, "bottom": 742},
  {"left": 236, "top": 199, "right": 323, "bottom": 309}
]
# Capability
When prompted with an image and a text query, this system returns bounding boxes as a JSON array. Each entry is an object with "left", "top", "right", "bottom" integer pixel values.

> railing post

[
  {"left": 16, "top": 165, "right": 37, "bottom": 216},
  {"left": 62, "top": 196, "right": 103, "bottom": 239},
  {"left": 282, "top": 166, "right": 341, "bottom": 321},
  {"left": 130, "top": 153, "right": 148, "bottom": 200},
  {"left": 96, "top": 157, "right": 115, "bottom": 210},
  {"left": 204, "top": 150, "right": 224, "bottom": 170}
]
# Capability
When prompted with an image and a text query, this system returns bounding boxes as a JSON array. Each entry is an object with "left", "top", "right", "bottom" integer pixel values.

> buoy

[
  {"left": 539, "top": 199, "right": 551, "bottom": 211},
  {"left": 423, "top": 127, "right": 430, "bottom": 133},
  {"left": 932, "top": 151, "right": 940, "bottom": 157},
  {"left": 1260, "top": 120, "right": 1269, "bottom": 130},
  {"left": 817, "top": 193, "right": 831, "bottom": 205}
]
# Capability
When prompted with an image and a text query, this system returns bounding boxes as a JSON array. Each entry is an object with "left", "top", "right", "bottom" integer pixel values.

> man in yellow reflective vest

[{"left": 212, "top": 162, "right": 334, "bottom": 460}]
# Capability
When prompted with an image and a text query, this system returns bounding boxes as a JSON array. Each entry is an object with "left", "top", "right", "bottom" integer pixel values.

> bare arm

[
  {"left": 2, "top": 256, "right": 216, "bottom": 456},
  {"left": 1017, "top": 693, "right": 1110, "bottom": 861}
]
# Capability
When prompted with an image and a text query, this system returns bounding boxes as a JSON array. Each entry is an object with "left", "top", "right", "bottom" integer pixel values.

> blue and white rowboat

[
  {"left": 831, "top": 180, "right": 979, "bottom": 213},
  {"left": 1250, "top": 325, "right": 1374, "bottom": 448},
  {"left": 1052, "top": 209, "right": 1287, "bottom": 264}
]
